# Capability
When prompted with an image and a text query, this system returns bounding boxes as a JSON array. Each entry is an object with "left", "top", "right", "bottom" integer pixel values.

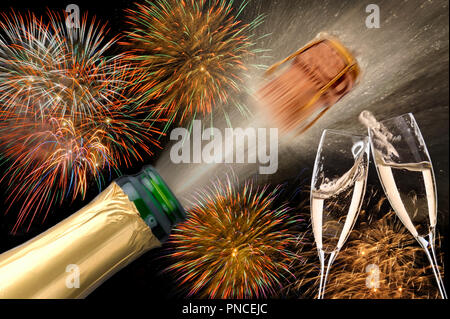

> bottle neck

[{"left": 115, "top": 166, "right": 185, "bottom": 243}]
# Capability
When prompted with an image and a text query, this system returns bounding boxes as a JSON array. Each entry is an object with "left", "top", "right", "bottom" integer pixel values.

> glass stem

[
  {"left": 317, "top": 249, "right": 338, "bottom": 299},
  {"left": 417, "top": 231, "right": 447, "bottom": 299}
]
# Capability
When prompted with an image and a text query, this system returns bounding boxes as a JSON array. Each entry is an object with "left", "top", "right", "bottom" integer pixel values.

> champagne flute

[
  {"left": 311, "top": 130, "right": 370, "bottom": 299},
  {"left": 367, "top": 113, "right": 447, "bottom": 299}
]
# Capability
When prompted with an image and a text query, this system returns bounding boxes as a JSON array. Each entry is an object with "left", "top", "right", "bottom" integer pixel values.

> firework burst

[
  {"left": 167, "top": 177, "right": 299, "bottom": 298},
  {"left": 288, "top": 188, "right": 443, "bottom": 299},
  {"left": 0, "top": 10, "right": 162, "bottom": 231},
  {"left": 123, "top": 0, "right": 264, "bottom": 130},
  {"left": 0, "top": 10, "right": 131, "bottom": 119}
]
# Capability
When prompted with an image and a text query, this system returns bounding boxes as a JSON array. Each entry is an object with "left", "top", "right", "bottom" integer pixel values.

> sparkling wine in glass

[
  {"left": 366, "top": 112, "right": 447, "bottom": 299},
  {"left": 311, "top": 130, "right": 370, "bottom": 299}
]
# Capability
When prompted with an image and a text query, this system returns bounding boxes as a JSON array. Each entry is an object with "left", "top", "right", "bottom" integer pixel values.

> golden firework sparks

[
  {"left": 123, "top": 0, "right": 264, "bottom": 131},
  {"left": 288, "top": 188, "right": 443, "bottom": 299},
  {"left": 167, "top": 177, "right": 299, "bottom": 298}
]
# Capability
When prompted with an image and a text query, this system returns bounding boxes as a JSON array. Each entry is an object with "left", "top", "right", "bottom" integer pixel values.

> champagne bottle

[{"left": 0, "top": 166, "right": 185, "bottom": 299}]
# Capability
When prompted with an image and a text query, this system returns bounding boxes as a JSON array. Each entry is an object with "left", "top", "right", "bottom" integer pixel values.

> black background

[{"left": 0, "top": 0, "right": 448, "bottom": 309}]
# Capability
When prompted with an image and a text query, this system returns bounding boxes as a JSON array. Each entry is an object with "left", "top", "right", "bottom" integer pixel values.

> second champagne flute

[
  {"left": 311, "top": 130, "right": 370, "bottom": 299},
  {"left": 367, "top": 112, "right": 447, "bottom": 299}
]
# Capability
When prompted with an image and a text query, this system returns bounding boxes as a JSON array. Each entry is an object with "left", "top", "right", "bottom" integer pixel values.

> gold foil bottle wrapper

[{"left": 0, "top": 182, "right": 161, "bottom": 299}]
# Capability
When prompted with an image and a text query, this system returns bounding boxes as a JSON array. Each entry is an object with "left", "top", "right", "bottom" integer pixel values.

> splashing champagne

[
  {"left": 0, "top": 166, "right": 185, "bottom": 298},
  {"left": 310, "top": 130, "right": 370, "bottom": 299},
  {"left": 360, "top": 111, "right": 447, "bottom": 299},
  {"left": 311, "top": 160, "right": 368, "bottom": 253},
  {"left": 375, "top": 161, "right": 436, "bottom": 237}
]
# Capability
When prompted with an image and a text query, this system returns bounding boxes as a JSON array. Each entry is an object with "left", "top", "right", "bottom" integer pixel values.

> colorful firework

[
  {"left": 288, "top": 188, "right": 443, "bottom": 299},
  {"left": 0, "top": 10, "right": 131, "bottom": 119},
  {"left": 0, "top": 10, "right": 162, "bottom": 232},
  {"left": 123, "top": 0, "right": 264, "bottom": 131},
  {"left": 167, "top": 177, "right": 299, "bottom": 298}
]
